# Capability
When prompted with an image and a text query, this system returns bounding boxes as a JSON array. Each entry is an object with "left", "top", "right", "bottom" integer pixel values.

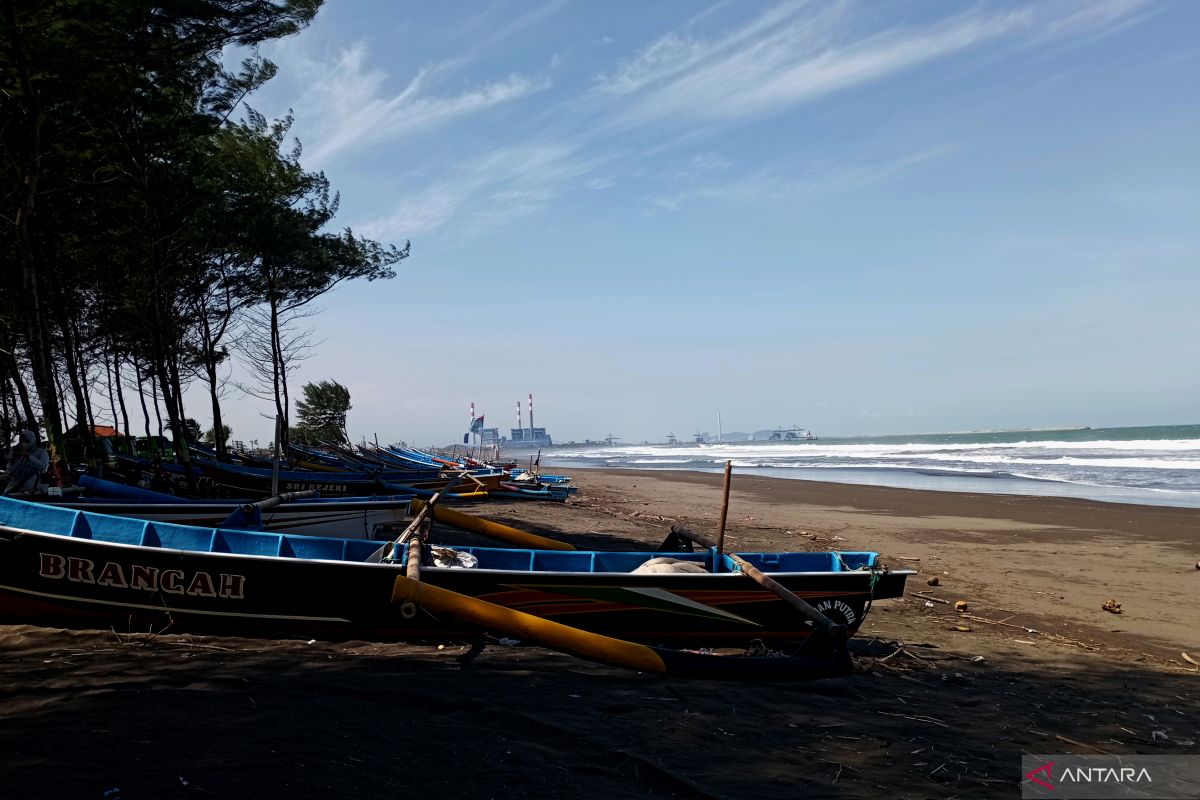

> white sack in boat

[
  {"left": 429, "top": 546, "right": 479, "bottom": 569},
  {"left": 631, "top": 557, "right": 709, "bottom": 574}
]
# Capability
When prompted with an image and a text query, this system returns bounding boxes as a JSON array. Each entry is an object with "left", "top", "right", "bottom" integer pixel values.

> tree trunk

[
  {"left": 132, "top": 354, "right": 153, "bottom": 453},
  {"left": 0, "top": 373, "right": 12, "bottom": 441},
  {"left": 198, "top": 311, "right": 228, "bottom": 460},
  {"left": 149, "top": 368, "right": 163, "bottom": 441},
  {"left": 4, "top": 350, "right": 36, "bottom": 429},
  {"left": 268, "top": 292, "right": 289, "bottom": 454},
  {"left": 3, "top": 0, "right": 68, "bottom": 485},
  {"left": 60, "top": 311, "right": 99, "bottom": 465},
  {"left": 112, "top": 348, "right": 131, "bottom": 453}
]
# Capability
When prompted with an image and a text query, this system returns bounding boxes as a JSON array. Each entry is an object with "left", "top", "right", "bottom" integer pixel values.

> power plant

[{"left": 476, "top": 393, "right": 553, "bottom": 449}]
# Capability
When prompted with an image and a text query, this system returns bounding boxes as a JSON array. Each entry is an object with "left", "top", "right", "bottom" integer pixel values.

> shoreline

[{"left": 541, "top": 459, "right": 1200, "bottom": 509}]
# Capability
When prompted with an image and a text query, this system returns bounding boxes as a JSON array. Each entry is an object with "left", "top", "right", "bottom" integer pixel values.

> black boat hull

[{"left": 0, "top": 527, "right": 908, "bottom": 646}]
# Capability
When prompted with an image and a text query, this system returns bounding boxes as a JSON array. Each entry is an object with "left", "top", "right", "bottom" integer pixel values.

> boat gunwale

[{"left": 0, "top": 522, "right": 914, "bottom": 579}]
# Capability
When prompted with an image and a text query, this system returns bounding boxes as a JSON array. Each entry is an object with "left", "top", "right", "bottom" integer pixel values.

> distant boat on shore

[{"left": 769, "top": 426, "right": 817, "bottom": 441}]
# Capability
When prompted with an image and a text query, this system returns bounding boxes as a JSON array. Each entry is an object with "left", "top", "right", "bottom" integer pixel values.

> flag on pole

[
  {"left": 462, "top": 433, "right": 469, "bottom": 444},
  {"left": 470, "top": 415, "right": 485, "bottom": 433}
]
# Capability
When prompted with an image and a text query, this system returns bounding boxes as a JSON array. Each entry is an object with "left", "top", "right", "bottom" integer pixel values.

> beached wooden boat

[
  {"left": 0, "top": 496, "right": 910, "bottom": 648},
  {"left": 41, "top": 477, "right": 413, "bottom": 539},
  {"left": 489, "top": 481, "right": 578, "bottom": 502},
  {"left": 192, "top": 460, "right": 500, "bottom": 498}
]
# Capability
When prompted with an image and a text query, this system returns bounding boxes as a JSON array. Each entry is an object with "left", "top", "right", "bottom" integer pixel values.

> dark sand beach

[{"left": 2, "top": 468, "right": 1197, "bottom": 799}]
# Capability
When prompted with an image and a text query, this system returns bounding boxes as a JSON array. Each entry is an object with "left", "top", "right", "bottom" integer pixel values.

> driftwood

[
  {"left": 1055, "top": 735, "right": 1111, "bottom": 755},
  {"left": 911, "top": 592, "right": 949, "bottom": 605},
  {"left": 960, "top": 614, "right": 1037, "bottom": 633},
  {"left": 876, "top": 710, "right": 950, "bottom": 728}
]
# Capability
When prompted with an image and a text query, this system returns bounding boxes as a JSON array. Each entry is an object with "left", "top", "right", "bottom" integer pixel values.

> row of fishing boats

[
  {"left": 0, "top": 444, "right": 913, "bottom": 681},
  {"left": 125, "top": 441, "right": 579, "bottom": 503}
]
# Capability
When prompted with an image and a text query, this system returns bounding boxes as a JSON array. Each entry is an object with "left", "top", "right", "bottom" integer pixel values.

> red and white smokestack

[
  {"left": 517, "top": 400, "right": 522, "bottom": 431},
  {"left": 470, "top": 402, "right": 475, "bottom": 424},
  {"left": 528, "top": 393, "right": 534, "bottom": 434}
]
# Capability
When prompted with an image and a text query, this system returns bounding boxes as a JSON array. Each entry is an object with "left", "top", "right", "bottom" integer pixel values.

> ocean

[{"left": 543, "top": 424, "right": 1200, "bottom": 508}]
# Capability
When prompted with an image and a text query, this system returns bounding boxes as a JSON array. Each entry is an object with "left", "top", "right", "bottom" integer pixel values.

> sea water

[{"left": 544, "top": 424, "right": 1200, "bottom": 508}]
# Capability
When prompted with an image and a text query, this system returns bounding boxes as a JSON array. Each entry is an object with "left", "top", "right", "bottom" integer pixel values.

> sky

[{"left": 200, "top": 0, "right": 1200, "bottom": 448}]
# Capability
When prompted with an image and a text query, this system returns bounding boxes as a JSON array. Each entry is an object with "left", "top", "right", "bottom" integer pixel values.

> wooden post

[
  {"left": 270, "top": 415, "right": 282, "bottom": 497},
  {"left": 716, "top": 460, "right": 732, "bottom": 554}
]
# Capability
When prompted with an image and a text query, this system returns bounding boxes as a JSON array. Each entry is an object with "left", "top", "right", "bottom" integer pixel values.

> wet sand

[{"left": 1, "top": 468, "right": 1197, "bottom": 799}]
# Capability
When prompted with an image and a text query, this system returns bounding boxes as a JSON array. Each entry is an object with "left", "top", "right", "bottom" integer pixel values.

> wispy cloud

[
  {"left": 357, "top": 142, "right": 596, "bottom": 240},
  {"left": 607, "top": 7, "right": 1030, "bottom": 128},
  {"left": 1033, "top": 0, "right": 1156, "bottom": 43},
  {"left": 650, "top": 146, "right": 949, "bottom": 212},
  {"left": 594, "top": 1, "right": 816, "bottom": 97},
  {"left": 265, "top": 0, "right": 1158, "bottom": 240},
  {"left": 665, "top": 152, "right": 733, "bottom": 181},
  {"left": 592, "top": 0, "right": 1153, "bottom": 135},
  {"left": 477, "top": 0, "right": 571, "bottom": 51},
  {"left": 280, "top": 42, "right": 548, "bottom": 165}
]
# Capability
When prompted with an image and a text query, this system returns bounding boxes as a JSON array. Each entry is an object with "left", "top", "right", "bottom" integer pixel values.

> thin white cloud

[
  {"left": 649, "top": 146, "right": 949, "bottom": 212},
  {"left": 478, "top": 0, "right": 571, "bottom": 51},
  {"left": 666, "top": 152, "right": 733, "bottom": 181},
  {"left": 1034, "top": 0, "right": 1156, "bottom": 43},
  {"left": 594, "top": 0, "right": 817, "bottom": 97},
  {"left": 275, "top": 42, "right": 548, "bottom": 166},
  {"left": 595, "top": 32, "right": 710, "bottom": 96},
  {"left": 266, "top": 0, "right": 1157, "bottom": 240},
  {"left": 613, "top": 8, "right": 1030, "bottom": 128},
  {"left": 357, "top": 142, "right": 596, "bottom": 240},
  {"left": 593, "top": 0, "right": 1152, "bottom": 135}
]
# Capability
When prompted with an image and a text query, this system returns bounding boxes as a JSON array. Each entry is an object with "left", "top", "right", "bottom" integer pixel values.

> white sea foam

[{"left": 549, "top": 433, "right": 1200, "bottom": 504}]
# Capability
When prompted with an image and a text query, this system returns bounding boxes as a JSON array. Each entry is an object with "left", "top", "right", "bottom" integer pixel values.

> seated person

[{"left": 4, "top": 430, "right": 50, "bottom": 496}]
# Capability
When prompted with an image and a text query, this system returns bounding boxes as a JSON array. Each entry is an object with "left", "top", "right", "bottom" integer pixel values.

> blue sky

[{"left": 205, "top": 0, "right": 1200, "bottom": 447}]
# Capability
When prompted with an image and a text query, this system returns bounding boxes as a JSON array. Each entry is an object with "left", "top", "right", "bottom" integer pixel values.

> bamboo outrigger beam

[
  {"left": 410, "top": 499, "right": 575, "bottom": 551},
  {"left": 394, "top": 473, "right": 465, "bottom": 542},
  {"left": 240, "top": 489, "right": 318, "bottom": 514},
  {"left": 368, "top": 474, "right": 465, "bottom": 563},
  {"left": 405, "top": 538, "right": 422, "bottom": 581}
]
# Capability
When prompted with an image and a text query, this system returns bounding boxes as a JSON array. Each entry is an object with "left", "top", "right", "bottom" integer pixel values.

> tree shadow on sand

[{"left": 0, "top": 625, "right": 1194, "bottom": 800}]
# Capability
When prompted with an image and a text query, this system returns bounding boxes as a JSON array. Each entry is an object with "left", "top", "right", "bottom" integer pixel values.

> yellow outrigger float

[{"left": 389, "top": 571, "right": 854, "bottom": 682}]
